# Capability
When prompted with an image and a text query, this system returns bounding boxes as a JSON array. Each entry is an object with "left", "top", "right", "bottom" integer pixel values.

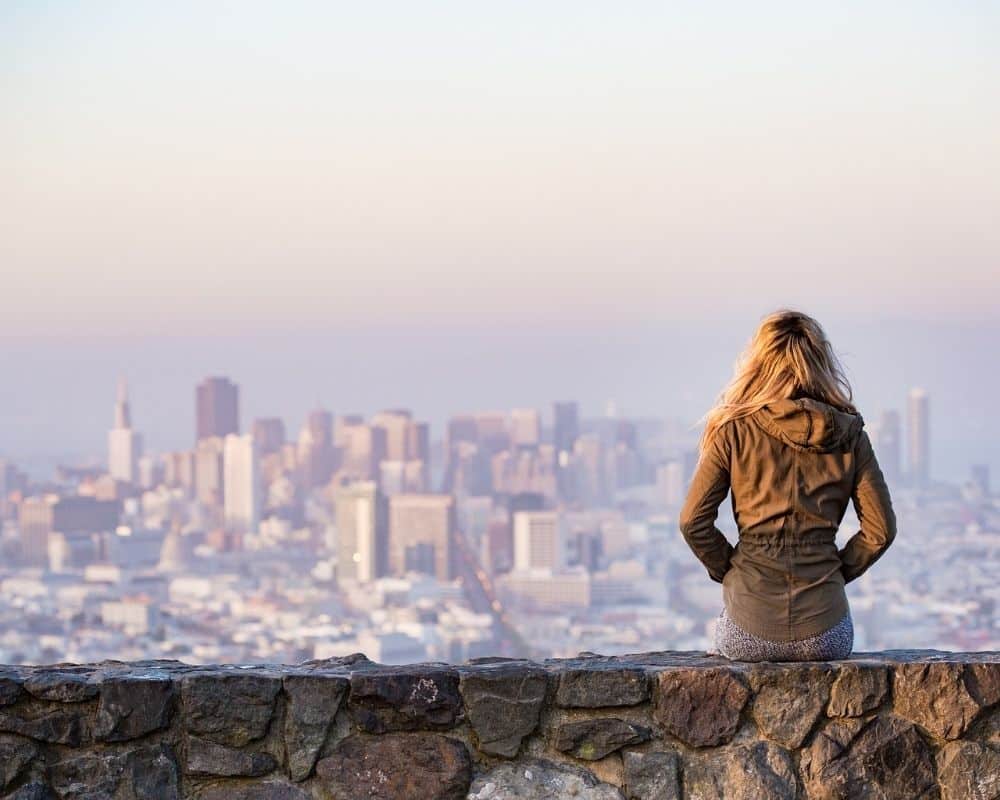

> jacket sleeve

[
  {"left": 678, "top": 424, "right": 734, "bottom": 583},
  {"left": 838, "top": 430, "right": 897, "bottom": 583}
]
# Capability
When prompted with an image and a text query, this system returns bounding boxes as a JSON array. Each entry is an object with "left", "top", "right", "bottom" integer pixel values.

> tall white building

[
  {"left": 513, "top": 510, "right": 563, "bottom": 572},
  {"left": 907, "top": 388, "right": 930, "bottom": 489},
  {"left": 509, "top": 408, "right": 542, "bottom": 448},
  {"left": 108, "top": 378, "right": 143, "bottom": 484},
  {"left": 335, "top": 481, "right": 384, "bottom": 583},
  {"left": 223, "top": 434, "right": 259, "bottom": 533}
]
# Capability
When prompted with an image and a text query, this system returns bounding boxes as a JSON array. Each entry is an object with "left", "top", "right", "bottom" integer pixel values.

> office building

[
  {"left": 108, "top": 378, "right": 143, "bottom": 484},
  {"left": 509, "top": 408, "right": 541, "bottom": 448},
  {"left": 907, "top": 388, "right": 930, "bottom": 489},
  {"left": 196, "top": 377, "right": 239, "bottom": 442},
  {"left": 512, "top": 510, "right": 563, "bottom": 572},
  {"left": 388, "top": 494, "right": 455, "bottom": 581},
  {"left": 252, "top": 418, "right": 286, "bottom": 455},
  {"left": 335, "top": 481, "right": 387, "bottom": 583},
  {"left": 223, "top": 434, "right": 259, "bottom": 533}
]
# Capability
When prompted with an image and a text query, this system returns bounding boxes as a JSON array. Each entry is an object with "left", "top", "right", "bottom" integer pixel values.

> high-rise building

[
  {"left": 872, "top": 410, "right": 902, "bottom": 485},
  {"left": 335, "top": 481, "right": 387, "bottom": 583},
  {"left": 388, "top": 494, "right": 455, "bottom": 581},
  {"left": 298, "top": 409, "right": 337, "bottom": 488},
  {"left": 512, "top": 510, "right": 563, "bottom": 572},
  {"left": 907, "top": 388, "right": 930, "bottom": 489},
  {"left": 339, "top": 422, "right": 387, "bottom": 481},
  {"left": 18, "top": 495, "right": 56, "bottom": 566},
  {"left": 195, "top": 437, "right": 225, "bottom": 506},
  {"left": 108, "top": 378, "right": 143, "bottom": 484},
  {"left": 408, "top": 422, "right": 430, "bottom": 464},
  {"left": 223, "top": 434, "right": 259, "bottom": 533},
  {"left": 509, "top": 409, "right": 542, "bottom": 448},
  {"left": 553, "top": 402, "right": 580, "bottom": 456},
  {"left": 334, "top": 414, "right": 366, "bottom": 446},
  {"left": 196, "top": 377, "right": 239, "bottom": 442},
  {"left": 163, "top": 451, "right": 195, "bottom": 494},
  {"left": 372, "top": 409, "right": 413, "bottom": 461},
  {"left": 252, "top": 418, "right": 286, "bottom": 456}
]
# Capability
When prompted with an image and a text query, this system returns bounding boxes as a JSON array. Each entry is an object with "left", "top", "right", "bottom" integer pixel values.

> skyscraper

[
  {"left": 298, "top": 409, "right": 337, "bottom": 488},
  {"left": 907, "top": 388, "right": 930, "bottom": 489},
  {"left": 335, "top": 481, "right": 387, "bottom": 583},
  {"left": 107, "top": 378, "right": 143, "bottom": 484},
  {"left": 223, "top": 433, "right": 259, "bottom": 533},
  {"left": 195, "top": 437, "right": 225, "bottom": 507},
  {"left": 372, "top": 409, "right": 413, "bottom": 461},
  {"left": 553, "top": 402, "right": 580, "bottom": 456},
  {"left": 388, "top": 494, "right": 456, "bottom": 581},
  {"left": 872, "top": 410, "right": 902, "bottom": 485},
  {"left": 196, "top": 377, "right": 239, "bottom": 442},
  {"left": 251, "top": 418, "right": 286, "bottom": 455},
  {"left": 509, "top": 408, "right": 542, "bottom": 448},
  {"left": 512, "top": 510, "right": 563, "bottom": 572}
]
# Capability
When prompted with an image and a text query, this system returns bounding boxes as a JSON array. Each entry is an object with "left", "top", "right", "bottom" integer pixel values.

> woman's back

[{"left": 680, "top": 396, "right": 896, "bottom": 643}]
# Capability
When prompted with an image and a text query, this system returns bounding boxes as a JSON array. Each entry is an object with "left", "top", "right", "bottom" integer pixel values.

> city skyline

[
  {"left": 2, "top": 313, "right": 996, "bottom": 484},
  {"left": 1, "top": 366, "right": 994, "bottom": 669}
]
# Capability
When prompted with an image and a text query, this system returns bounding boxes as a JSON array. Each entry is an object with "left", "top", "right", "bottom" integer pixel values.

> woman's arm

[
  {"left": 678, "top": 425, "right": 734, "bottom": 583},
  {"left": 838, "top": 430, "right": 897, "bottom": 583}
]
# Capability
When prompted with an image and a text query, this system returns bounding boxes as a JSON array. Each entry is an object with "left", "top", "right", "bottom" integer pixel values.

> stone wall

[{"left": 0, "top": 650, "right": 997, "bottom": 799}]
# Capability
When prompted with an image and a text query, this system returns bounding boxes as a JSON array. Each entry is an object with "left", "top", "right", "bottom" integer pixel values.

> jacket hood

[{"left": 751, "top": 397, "right": 864, "bottom": 453}]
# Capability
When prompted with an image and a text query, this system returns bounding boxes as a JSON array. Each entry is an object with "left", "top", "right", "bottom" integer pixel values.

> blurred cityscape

[{"left": 0, "top": 378, "right": 996, "bottom": 665}]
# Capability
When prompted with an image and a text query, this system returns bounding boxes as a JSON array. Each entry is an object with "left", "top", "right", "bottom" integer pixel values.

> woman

[{"left": 679, "top": 309, "right": 896, "bottom": 661}]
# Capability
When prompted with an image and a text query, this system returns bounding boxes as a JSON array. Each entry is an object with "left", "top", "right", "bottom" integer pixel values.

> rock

[
  {"left": 750, "top": 664, "right": 833, "bottom": 748},
  {"left": 654, "top": 667, "right": 749, "bottom": 747},
  {"left": 622, "top": 750, "right": 680, "bottom": 800},
  {"left": 459, "top": 663, "right": 547, "bottom": 757},
  {"left": 982, "top": 706, "right": 1000, "bottom": 746},
  {"left": 94, "top": 675, "right": 175, "bottom": 742},
  {"left": 684, "top": 742, "right": 799, "bottom": 800},
  {"left": 827, "top": 663, "right": 888, "bottom": 717},
  {"left": 467, "top": 758, "right": 625, "bottom": 800},
  {"left": 553, "top": 718, "right": 652, "bottom": 760},
  {"left": 5, "top": 782, "right": 55, "bottom": 800},
  {"left": 348, "top": 666, "right": 462, "bottom": 733},
  {"left": 0, "top": 708, "right": 82, "bottom": 745},
  {"left": 181, "top": 671, "right": 281, "bottom": 747},
  {"left": 966, "top": 662, "right": 1000, "bottom": 708},
  {"left": 555, "top": 667, "right": 649, "bottom": 708},
  {"left": 894, "top": 662, "right": 982, "bottom": 740},
  {"left": 48, "top": 743, "right": 179, "bottom": 800},
  {"left": 297, "top": 652, "right": 373, "bottom": 670},
  {"left": 800, "top": 715, "right": 937, "bottom": 800},
  {"left": 283, "top": 671, "right": 349, "bottom": 781},
  {"left": 0, "top": 675, "right": 23, "bottom": 706},
  {"left": 316, "top": 732, "right": 472, "bottom": 800},
  {"left": 935, "top": 740, "right": 1000, "bottom": 800},
  {"left": 1, "top": 733, "right": 38, "bottom": 791},
  {"left": 23, "top": 672, "right": 98, "bottom": 703},
  {"left": 185, "top": 735, "right": 277, "bottom": 777},
  {"left": 195, "top": 780, "right": 311, "bottom": 800}
]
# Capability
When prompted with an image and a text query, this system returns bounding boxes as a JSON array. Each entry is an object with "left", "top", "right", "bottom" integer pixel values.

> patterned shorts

[{"left": 710, "top": 606, "right": 854, "bottom": 662}]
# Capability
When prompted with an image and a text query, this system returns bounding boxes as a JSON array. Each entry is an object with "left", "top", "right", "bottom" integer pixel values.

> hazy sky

[
  {"left": 3, "top": 1, "right": 998, "bottom": 333},
  {"left": 2, "top": 3, "right": 998, "bottom": 480}
]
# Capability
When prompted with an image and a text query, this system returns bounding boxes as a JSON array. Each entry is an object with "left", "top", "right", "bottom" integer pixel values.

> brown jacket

[{"left": 679, "top": 397, "right": 896, "bottom": 642}]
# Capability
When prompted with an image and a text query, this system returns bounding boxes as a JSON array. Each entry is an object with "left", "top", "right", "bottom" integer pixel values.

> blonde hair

[{"left": 698, "top": 309, "right": 857, "bottom": 454}]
